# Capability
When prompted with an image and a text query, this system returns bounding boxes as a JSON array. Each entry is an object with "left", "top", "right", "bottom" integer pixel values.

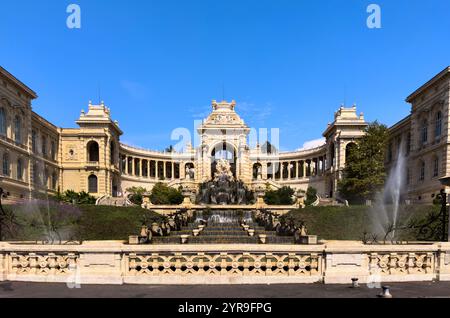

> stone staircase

[{"left": 152, "top": 217, "right": 295, "bottom": 245}]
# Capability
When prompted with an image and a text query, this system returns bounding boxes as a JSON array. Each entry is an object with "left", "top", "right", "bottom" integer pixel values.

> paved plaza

[{"left": 1, "top": 281, "right": 450, "bottom": 298}]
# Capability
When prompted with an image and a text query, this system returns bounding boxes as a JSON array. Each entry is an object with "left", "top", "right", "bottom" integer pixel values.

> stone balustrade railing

[{"left": 2, "top": 241, "right": 450, "bottom": 285}]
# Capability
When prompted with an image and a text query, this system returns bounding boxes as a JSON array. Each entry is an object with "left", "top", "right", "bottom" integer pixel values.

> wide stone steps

[{"left": 151, "top": 220, "right": 295, "bottom": 245}]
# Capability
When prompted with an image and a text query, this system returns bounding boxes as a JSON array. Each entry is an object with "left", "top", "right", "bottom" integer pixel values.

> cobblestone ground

[{"left": 1, "top": 281, "right": 450, "bottom": 298}]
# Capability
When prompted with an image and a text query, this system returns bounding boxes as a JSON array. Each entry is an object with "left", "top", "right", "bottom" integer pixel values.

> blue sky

[{"left": 1, "top": 0, "right": 449, "bottom": 151}]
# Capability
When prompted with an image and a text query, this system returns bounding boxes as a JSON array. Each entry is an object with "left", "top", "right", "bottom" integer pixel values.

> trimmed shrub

[
  {"left": 264, "top": 186, "right": 295, "bottom": 205},
  {"left": 150, "top": 183, "right": 183, "bottom": 205}
]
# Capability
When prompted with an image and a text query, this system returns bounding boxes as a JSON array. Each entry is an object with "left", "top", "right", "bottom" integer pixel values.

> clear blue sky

[{"left": 1, "top": 0, "right": 449, "bottom": 151}]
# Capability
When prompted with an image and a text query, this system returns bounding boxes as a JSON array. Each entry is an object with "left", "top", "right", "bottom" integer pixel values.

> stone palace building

[{"left": 0, "top": 66, "right": 449, "bottom": 204}]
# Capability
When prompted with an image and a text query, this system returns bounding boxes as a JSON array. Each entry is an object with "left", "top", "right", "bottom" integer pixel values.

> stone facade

[
  {"left": 0, "top": 65, "right": 449, "bottom": 203},
  {"left": 387, "top": 66, "right": 450, "bottom": 204}
]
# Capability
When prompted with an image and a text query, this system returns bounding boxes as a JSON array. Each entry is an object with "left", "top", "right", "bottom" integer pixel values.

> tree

[
  {"left": 305, "top": 187, "right": 318, "bottom": 206},
  {"left": 338, "top": 121, "right": 389, "bottom": 203},
  {"left": 52, "top": 190, "right": 96, "bottom": 205},
  {"left": 126, "top": 187, "right": 147, "bottom": 205},
  {"left": 150, "top": 183, "right": 183, "bottom": 205},
  {"left": 264, "top": 186, "right": 294, "bottom": 205}
]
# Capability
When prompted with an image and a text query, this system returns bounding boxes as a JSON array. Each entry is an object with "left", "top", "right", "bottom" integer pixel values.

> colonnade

[
  {"left": 253, "top": 156, "right": 326, "bottom": 181},
  {"left": 120, "top": 155, "right": 186, "bottom": 180}
]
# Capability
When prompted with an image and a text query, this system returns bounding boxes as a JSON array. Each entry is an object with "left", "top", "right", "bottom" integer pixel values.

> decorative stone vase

[
  {"left": 180, "top": 235, "right": 189, "bottom": 244},
  {"left": 258, "top": 234, "right": 267, "bottom": 244},
  {"left": 192, "top": 229, "right": 200, "bottom": 237},
  {"left": 198, "top": 225, "right": 205, "bottom": 232},
  {"left": 243, "top": 225, "right": 250, "bottom": 231},
  {"left": 248, "top": 229, "right": 255, "bottom": 237}
]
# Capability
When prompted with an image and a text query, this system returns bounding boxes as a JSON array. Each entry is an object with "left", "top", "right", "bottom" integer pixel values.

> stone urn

[
  {"left": 198, "top": 225, "right": 205, "bottom": 232},
  {"left": 248, "top": 229, "right": 255, "bottom": 237},
  {"left": 192, "top": 229, "right": 200, "bottom": 237},
  {"left": 180, "top": 235, "right": 189, "bottom": 244},
  {"left": 258, "top": 234, "right": 267, "bottom": 244},
  {"left": 243, "top": 225, "right": 250, "bottom": 231}
]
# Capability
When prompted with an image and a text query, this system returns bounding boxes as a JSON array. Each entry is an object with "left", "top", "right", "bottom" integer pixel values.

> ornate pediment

[{"left": 201, "top": 100, "right": 247, "bottom": 128}]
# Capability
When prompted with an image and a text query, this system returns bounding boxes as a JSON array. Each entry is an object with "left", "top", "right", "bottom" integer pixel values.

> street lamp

[{"left": 0, "top": 185, "right": 10, "bottom": 241}]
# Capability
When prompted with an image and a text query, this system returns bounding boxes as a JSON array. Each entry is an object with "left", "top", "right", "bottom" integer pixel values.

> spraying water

[{"left": 372, "top": 142, "right": 406, "bottom": 241}]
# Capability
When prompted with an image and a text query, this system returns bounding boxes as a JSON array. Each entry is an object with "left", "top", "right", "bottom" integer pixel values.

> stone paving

[{"left": 1, "top": 281, "right": 450, "bottom": 298}]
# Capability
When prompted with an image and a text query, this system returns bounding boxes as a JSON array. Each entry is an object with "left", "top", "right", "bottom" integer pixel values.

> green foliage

[
  {"left": 285, "top": 205, "right": 440, "bottom": 241},
  {"left": 4, "top": 204, "right": 164, "bottom": 242},
  {"left": 150, "top": 183, "right": 184, "bottom": 205},
  {"left": 75, "top": 205, "right": 163, "bottom": 241},
  {"left": 264, "top": 186, "right": 295, "bottom": 205},
  {"left": 338, "top": 122, "right": 389, "bottom": 203},
  {"left": 7, "top": 201, "right": 82, "bottom": 242},
  {"left": 126, "top": 187, "right": 147, "bottom": 205},
  {"left": 305, "top": 187, "right": 318, "bottom": 206},
  {"left": 52, "top": 190, "right": 96, "bottom": 205}
]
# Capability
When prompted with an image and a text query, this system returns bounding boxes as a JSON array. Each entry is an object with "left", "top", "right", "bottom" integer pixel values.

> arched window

[
  {"left": 435, "top": 112, "right": 442, "bottom": 139},
  {"left": 421, "top": 119, "right": 428, "bottom": 145},
  {"left": 110, "top": 141, "right": 116, "bottom": 164},
  {"left": 17, "top": 158, "right": 23, "bottom": 180},
  {"left": 14, "top": 115, "right": 21, "bottom": 143},
  {"left": 345, "top": 142, "right": 357, "bottom": 163},
  {"left": 0, "top": 108, "right": 6, "bottom": 136},
  {"left": 87, "top": 141, "right": 99, "bottom": 162},
  {"left": 2, "top": 153, "right": 9, "bottom": 176},
  {"left": 329, "top": 143, "right": 335, "bottom": 168},
  {"left": 419, "top": 161, "right": 425, "bottom": 181},
  {"left": 253, "top": 163, "right": 262, "bottom": 180},
  {"left": 88, "top": 175, "right": 98, "bottom": 193}
]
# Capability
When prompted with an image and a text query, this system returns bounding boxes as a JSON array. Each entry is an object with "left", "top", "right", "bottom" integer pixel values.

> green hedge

[
  {"left": 284, "top": 205, "right": 441, "bottom": 241},
  {"left": 3, "top": 204, "right": 164, "bottom": 242}
]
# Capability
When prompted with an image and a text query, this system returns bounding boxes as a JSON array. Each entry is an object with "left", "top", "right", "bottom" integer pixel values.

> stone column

[
  {"left": 124, "top": 156, "right": 128, "bottom": 175},
  {"left": 163, "top": 161, "right": 167, "bottom": 179},
  {"left": 147, "top": 160, "right": 150, "bottom": 179},
  {"left": 171, "top": 162, "right": 175, "bottom": 180},
  {"left": 303, "top": 161, "right": 307, "bottom": 178},
  {"left": 131, "top": 157, "right": 135, "bottom": 176},
  {"left": 156, "top": 161, "right": 159, "bottom": 179}
]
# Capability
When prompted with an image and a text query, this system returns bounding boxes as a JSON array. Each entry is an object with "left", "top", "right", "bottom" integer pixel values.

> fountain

[
  {"left": 198, "top": 159, "right": 254, "bottom": 205},
  {"left": 371, "top": 142, "right": 406, "bottom": 242}
]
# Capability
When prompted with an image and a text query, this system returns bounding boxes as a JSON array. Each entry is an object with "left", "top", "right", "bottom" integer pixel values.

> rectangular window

[
  {"left": 420, "top": 163, "right": 425, "bottom": 181},
  {"left": 31, "top": 130, "right": 37, "bottom": 153},
  {"left": 42, "top": 136, "right": 47, "bottom": 156},
  {"left": 434, "top": 158, "right": 439, "bottom": 177},
  {"left": 51, "top": 141, "right": 57, "bottom": 160}
]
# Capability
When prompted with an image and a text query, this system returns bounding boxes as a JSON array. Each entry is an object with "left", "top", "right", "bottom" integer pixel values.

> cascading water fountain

[{"left": 372, "top": 142, "right": 406, "bottom": 242}]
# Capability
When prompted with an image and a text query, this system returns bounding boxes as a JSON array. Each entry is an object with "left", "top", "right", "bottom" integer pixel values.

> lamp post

[
  {"left": 0, "top": 185, "right": 10, "bottom": 241},
  {"left": 438, "top": 176, "right": 450, "bottom": 242}
]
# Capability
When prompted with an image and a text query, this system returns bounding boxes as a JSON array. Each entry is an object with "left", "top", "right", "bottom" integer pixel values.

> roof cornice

[
  {"left": 406, "top": 66, "right": 450, "bottom": 103},
  {"left": 0, "top": 66, "right": 38, "bottom": 99}
]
